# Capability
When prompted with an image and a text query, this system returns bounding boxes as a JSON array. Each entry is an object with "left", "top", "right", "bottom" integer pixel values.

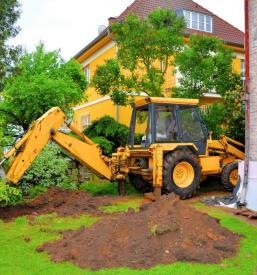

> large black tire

[
  {"left": 221, "top": 162, "right": 239, "bottom": 191},
  {"left": 128, "top": 174, "right": 152, "bottom": 193},
  {"left": 163, "top": 149, "right": 201, "bottom": 199}
]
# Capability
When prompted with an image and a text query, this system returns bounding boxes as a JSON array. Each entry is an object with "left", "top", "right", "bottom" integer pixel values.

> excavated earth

[
  {"left": 35, "top": 193, "right": 241, "bottom": 270},
  {"left": 0, "top": 188, "right": 121, "bottom": 222}
]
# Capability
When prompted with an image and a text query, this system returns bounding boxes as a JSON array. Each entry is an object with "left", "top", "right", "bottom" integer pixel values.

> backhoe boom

[{"left": 3, "top": 107, "right": 112, "bottom": 184}]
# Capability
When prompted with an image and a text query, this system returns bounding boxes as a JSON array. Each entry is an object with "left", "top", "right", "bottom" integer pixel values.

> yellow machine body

[{"left": 2, "top": 97, "right": 245, "bottom": 199}]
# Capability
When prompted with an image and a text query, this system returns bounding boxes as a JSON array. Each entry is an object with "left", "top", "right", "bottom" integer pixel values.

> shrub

[
  {"left": 200, "top": 103, "right": 226, "bottom": 139},
  {"left": 84, "top": 116, "right": 129, "bottom": 148},
  {"left": 20, "top": 143, "right": 69, "bottom": 192},
  {"left": 91, "top": 136, "right": 114, "bottom": 156},
  {"left": 84, "top": 116, "right": 142, "bottom": 151},
  {"left": 0, "top": 180, "right": 22, "bottom": 206}
]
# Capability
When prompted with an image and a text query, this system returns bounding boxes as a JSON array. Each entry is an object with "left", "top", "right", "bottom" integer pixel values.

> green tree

[
  {"left": 174, "top": 35, "right": 244, "bottom": 142},
  {"left": 0, "top": 0, "right": 21, "bottom": 91},
  {"left": 92, "top": 8, "right": 185, "bottom": 105},
  {"left": 84, "top": 116, "right": 142, "bottom": 154},
  {"left": 0, "top": 43, "right": 88, "bottom": 134},
  {"left": 174, "top": 35, "right": 238, "bottom": 99}
]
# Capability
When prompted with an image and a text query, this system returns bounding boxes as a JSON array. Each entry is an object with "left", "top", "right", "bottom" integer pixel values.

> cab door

[{"left": 177, "top": 105, "right": 208, "bottom": 155}]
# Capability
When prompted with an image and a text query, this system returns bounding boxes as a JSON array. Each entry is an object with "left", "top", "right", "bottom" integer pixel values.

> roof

[
  {"left": 116, "top": 0, "right": 244, "bottom": 47},
  {"left": 75, "top": 0, "right": 244, "bottom": 60},
  {"left": 135, "top": 97, "right": 199, "bottom": 107}
]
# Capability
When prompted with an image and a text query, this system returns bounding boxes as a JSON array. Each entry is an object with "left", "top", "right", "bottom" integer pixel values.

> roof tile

[{"left": 116, "top": 0, "right": 244, "bottom": 46}]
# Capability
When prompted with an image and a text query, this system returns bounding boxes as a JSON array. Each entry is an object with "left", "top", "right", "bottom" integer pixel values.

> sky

[{"left": 10, "top": 0, "right": 245, "bottom": 60}]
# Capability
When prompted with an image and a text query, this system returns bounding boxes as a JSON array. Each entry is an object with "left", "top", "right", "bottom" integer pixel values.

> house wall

[{"left": 73, "top": 38, "right": 244, "bottom": 131}]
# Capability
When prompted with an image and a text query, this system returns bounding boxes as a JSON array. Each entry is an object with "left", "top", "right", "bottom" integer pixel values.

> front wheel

[
  {"left": 163, "top": 149, "right": 201, "bottom": 199},
  {"left": 221, "top": 162, "right": 239, "bottom": 190}
]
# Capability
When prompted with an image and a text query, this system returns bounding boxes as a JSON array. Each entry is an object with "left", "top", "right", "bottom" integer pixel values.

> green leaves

[
  {"left": 0, "top": 43, "right": 88, "bottom": 133},
  {"left": 20, "top": 143, "right": 69, "bottom": 191},
  {"left": 92, "top": 8, "right": 185, "bottom": 105},
  {"left": 174, "top": 35, "right": 236, "bottom": 98},
  {"left": 84, "top": 116, "right": 129, "bottom": 149},
  {"left": 0, "top": 0, "right": 21, "bottom": 91},
  {"left": 173, "top": 35, "right": 245, "bottom": 142},
  {"left": 0, "top": 179, "right": 22, "bottom": 206}
]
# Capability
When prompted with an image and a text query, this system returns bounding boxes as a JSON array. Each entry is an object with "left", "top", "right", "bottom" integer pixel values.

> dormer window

[{"left": 183, "top": 10, "right": 213, "bottom": 33}]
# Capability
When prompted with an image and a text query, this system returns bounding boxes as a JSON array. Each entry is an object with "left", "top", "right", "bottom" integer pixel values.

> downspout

[{"left": 240, "top": 0, "right": 250, "bottom": 206}]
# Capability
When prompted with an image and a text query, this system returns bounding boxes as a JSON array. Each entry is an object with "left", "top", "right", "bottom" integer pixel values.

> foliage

[
  {"left": 0, "top": 43, "right": 87, "bottom": 134},
  {"left": 0, "top": 0, "right": 21, "bottom": 91},
  {"left": 91, "top": 136, "right": 114, "bottom": 156},
  {"left": 174, "top": 35, "right": 238, "bottom": 99},
  {"left": 20, "top": 143, "right": 69, "bottom": 192},
  {"left": 222, "top": 87, "right": 245, "bottom": 143},
  {"left": 0, "top": 179, "right": 22, "bottom": 206},
  {"left": 85, "top": 116, "right": 129, "bottom": 149},
  {"left": 92, "top": 8, "right": 185, "bottom": 105},
  {"left": 174, "top": 35, "right": 245, "bottom": 142},
  {"left": 84, "top": 116, "right": 142, "bottom": 152},
  {"left": 200, "top": 103, "right": 226, "bottom": 139},
  {"left": 201, "top": 91, "right": 245, "bottom": 143}
]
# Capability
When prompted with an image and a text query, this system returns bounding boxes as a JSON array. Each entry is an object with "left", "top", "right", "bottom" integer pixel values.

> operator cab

[{"left": 128, "top": 97, "right": 208, "bottom": 155}]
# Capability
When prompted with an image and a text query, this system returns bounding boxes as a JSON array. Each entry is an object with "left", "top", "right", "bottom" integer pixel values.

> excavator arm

[
  {"left": 1, "top": 107, "right": 112, "bottom": 184},
  {"left": 208, "top": 135, "right": 245, "bottom": 160}
]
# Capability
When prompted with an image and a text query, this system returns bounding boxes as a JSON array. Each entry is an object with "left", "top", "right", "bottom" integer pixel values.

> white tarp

[{"left": 208, "top": 161, "right": 257, "bottom": 211}]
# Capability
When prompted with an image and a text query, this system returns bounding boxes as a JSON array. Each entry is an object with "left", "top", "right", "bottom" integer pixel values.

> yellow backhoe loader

[{"left": 0, "top": 97, "right": 244, "bottom": 199}]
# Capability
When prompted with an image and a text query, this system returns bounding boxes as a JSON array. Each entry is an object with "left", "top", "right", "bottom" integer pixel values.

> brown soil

[
  {"left": 0, "top": 188, "right": 122, "bottom": 222},
  {"left": 37, "top": 194, "right": 241, "bottom": 270}
]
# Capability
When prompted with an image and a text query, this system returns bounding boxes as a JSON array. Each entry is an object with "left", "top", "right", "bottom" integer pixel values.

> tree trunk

[{"left": 249, "top": 0, "right": 257, "bottom": 161}]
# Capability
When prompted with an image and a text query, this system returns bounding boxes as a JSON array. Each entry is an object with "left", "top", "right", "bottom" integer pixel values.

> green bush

[
  {"left": 84, "top": 116, "right": 129, "bottom": 148},
  {"left": 0, "top": 180, "right": 22, "bottom": 206},
  {"left": 20, "top": 143, "right": 69, "bottom": 192},
  {"left": 91, "top": 136, "right": 114, "bottom": 156},
  {"left": 84, "top": 116, "right": 142, "bottom": 152},
  {"left": 200, "top": 103, "right": 226, "bottom": 139}
]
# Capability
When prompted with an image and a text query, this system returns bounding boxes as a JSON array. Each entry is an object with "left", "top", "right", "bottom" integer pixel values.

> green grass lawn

[{"left": 0, "top": 197, "right": 257, "bottom": 275}]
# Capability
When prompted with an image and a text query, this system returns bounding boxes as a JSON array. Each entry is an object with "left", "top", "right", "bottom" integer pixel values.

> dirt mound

[
  {"left": 0, "top": 188, "right": 117, "bottom": 222},
  {"left": 37, "top": 194, "right": 241, "bottom": 270}
]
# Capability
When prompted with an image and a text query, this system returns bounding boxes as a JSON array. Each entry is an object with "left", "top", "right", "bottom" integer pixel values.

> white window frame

[
  {"left": 81, "top": 113, "right": 91, "bottom": 130},
  {"left": 183, "top": 10, "right": 213, "bottom": 33},
  {"left": 84, "top": 66, "right": 91, "bottom": 83}
]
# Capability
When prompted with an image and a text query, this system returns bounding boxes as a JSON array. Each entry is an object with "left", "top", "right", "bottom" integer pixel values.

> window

[
  {"left": 183, "top": 10, "right": 213, "bottom": 33},
  {"left": 84, "top": 66, "right": 90, "bottom": 83},
  {"left": 134, "top": 107, "right": 151, "bottom": 147},
  {"left": 155, "top": 105, "right": 178, "bottom": 142},
  {"left": 81, "top": 113, "right": 90, "bottom": 130},
  {"left": 179, "top": 106, "right": 205, "bottom": 142}
]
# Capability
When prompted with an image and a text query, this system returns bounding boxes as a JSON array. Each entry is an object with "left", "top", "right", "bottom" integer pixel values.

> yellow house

[{"left": 73, "top": 0, "right": 245, "bottom": 131}]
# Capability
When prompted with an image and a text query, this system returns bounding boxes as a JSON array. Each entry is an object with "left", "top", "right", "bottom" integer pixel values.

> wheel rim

[
  {"left": 173, "top": 162, "right": 194, "bottom": 188},
  {"left": 229, "top": 169, "right": 238, "bottom": 186}
]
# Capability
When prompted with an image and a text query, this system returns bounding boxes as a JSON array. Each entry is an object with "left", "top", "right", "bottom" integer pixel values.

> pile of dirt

[
  {"left": 0, "top": 188, "right": 118, "bottom": 222},
  {"left": 37, "top": 194, "right": 241, "bottom": 270}
]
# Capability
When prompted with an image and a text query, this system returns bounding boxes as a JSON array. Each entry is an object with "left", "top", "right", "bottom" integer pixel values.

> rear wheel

[
  {"left": 163, "top": 149, "right": 201, "bottom": 199},
  {"left": 128, "top": 174, "right": 152, "bottom": 193},
  {"left": 221, "top": 162, "right": 238, "bottom": 190}
]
